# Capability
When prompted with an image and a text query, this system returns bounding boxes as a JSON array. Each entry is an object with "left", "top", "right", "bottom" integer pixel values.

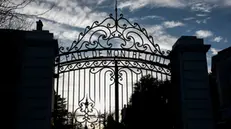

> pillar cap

[
  {"left": 171, "top": 36, "right": 210, "bottom": 53},
  {"left": 173, "top": 36, "right": 203, "bottom": 49}
]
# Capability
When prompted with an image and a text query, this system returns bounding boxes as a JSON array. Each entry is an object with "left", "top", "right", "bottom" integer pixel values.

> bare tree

[
  {"left": 0, "top": 0, "right": 55, "bottom": 30},
  {"left": 0, "top": 0, "right": 33, "bottom": 29}
]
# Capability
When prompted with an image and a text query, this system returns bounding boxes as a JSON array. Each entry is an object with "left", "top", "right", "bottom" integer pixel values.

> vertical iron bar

[
  {"left": 94, "top": 73, "right": 96, "bottom": 101},
  {"left": 114, "top": 59, "right": 119, "bottom": 122},
  {"left": 115, "top": 0, "right": 118, "bottom": 30},
  {"left": 104, "top": 72, "right": 107, "bottom": 118},
  {"left": 84, "top": 69, "right": 86, "bottom": 97},
  {"left": 131, "top": 72, "right": 134, "bottom": 94},
  {"left": 67, "top": 71, "right": 70, "bottom": 111},
  {"left": 72, "top": 71, "right": 75, "bottom": 113},
  {"left": 62, "top": 73, "right": 65, "bottom": 103},
  {"left": 109, "top": 83, "right": 111, "bottom": 114},
  {"left": 126, "top": 72, "right": 128, "bottom": 105},
  {"left": 89, "top": 71, "right": 91, "bottom": 101},
  {"left": 72, "top": 71, "right": 75, "bottom": 128},
  {"left": 121, "top": 83, "right": 123, "bottom": 110},
  {"left": 99, "top": 119, "right": 101, "bottom": 129},
  {"left": 99, "top": 70, "right": 101, "bottom": 103},
  {"left": 136, "top": 74, "right": 138, "bottom": 85},
  {"left": 78, "top": 70, "right": 80, "bottom": 103}
]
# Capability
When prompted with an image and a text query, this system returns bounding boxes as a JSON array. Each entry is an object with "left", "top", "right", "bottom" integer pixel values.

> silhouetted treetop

[{"left": 122, "top": 74, "right": 173, "bottom": 129}]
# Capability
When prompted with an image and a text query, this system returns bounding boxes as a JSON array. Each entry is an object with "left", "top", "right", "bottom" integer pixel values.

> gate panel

[{"left": 54, "top": 61, "right": 170, "bottom": 128}]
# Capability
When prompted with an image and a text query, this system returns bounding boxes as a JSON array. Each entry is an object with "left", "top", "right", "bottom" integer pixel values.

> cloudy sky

[{"left": 17, "top": 0, "right": 231, "bottom": 71}]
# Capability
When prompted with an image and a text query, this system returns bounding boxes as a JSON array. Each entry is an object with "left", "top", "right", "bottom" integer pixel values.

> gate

[{"left": 54, "top": 2, "right": 171, "bottom": 129}]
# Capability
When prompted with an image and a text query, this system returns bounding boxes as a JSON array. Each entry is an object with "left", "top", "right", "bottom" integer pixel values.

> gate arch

[{"left": 55, "top": 4, "right": 171, "bottom": 129}]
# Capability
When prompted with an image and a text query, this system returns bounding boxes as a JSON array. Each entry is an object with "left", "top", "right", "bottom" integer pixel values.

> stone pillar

[
  {"left": 212, "top": 47, "right": 231, "bottom": 128},
  {"left": 170, "top": 36, "right": 214, "bottom": 129},
  {"left": 17, "top": 30, "right": 58, "bottom": 129},
  {"left": 212, "top": 47, "right": 231, "bottom": 108}
]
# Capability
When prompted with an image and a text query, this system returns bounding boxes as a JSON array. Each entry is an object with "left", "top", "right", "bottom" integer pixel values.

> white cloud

[
  {"left": 14, "top": 0, "right": 228, "bottom": 52},
  {"left": 196, "top": 14, "right": 207, "bottom": 17},
  {"left": 183, "top": 17, "right": 195, "bottom": 21},
  {"left": 117, "top": 0, "right": 225, "bottom": 12},
  {"left": 146, "top": 25, "right": 164, "bottom": 35},
  {"left": 195, "top": 17, "right": 211, "bottom": 24},
  {"left": 196, "top": 20, "right": 201, "bottom": 24},
  {"left": 210, "top": 48, "right": 221, "bottom": 55},
  {"left": 190, "top": 2, "right": 213, "bottom": 13},
  {"left": 212, "top": 36, "right": 223, "bottom": 42},
  {"left": 18, "top": 0, "right": 109, "bottom": 28},
  {"left": 118, "top": 0, "right": 186, "bottom": 10},
  {"left": 162, "top": 21, "right": 185, "bottom": 28},
  {"left": 141, "top": 15, "right": 165, "bottom": 20},
  {"left": 145, "top": 25, "right": 177, "bottom": 50},
  {"left": 117, "top": 0, "right": 231, "bottom": 11},
  {"left": 16, "top": 0, "right": 109, "bottom": 42},
  {"left": 17, "top": 0, "right": 179, "bottom": 52},
  {"left": 224, "top": 0, "right": 231, "bottom": 6},
  {"left": 97, "top": 0, "right": 105, "bottom": 5},
  {"left": 129, "top": 15, "right": 165, "bottom": 22},
  {"left": 195, "top": 30, "right": 213, "bottom": 38}
]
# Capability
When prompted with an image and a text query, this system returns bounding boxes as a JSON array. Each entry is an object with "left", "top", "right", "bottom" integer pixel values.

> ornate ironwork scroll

[
  {"left": 57, "top": 0, "right": 171, "bottom": 66},
  {"left": 74, "top": 95, "right": 99, "bottom": 128}
]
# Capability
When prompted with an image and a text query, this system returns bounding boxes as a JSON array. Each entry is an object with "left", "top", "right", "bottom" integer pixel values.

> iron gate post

[{"left": 114, "top": 58, "right": 119, "bottom": 122}]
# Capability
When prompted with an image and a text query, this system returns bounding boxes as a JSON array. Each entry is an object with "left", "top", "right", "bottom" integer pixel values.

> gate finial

[{"left": 115, "top": 0, "right": 118, "bottom": 20}]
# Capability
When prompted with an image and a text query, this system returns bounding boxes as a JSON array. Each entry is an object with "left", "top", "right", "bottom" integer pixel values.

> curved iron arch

[{"left": 58, "top": 12, "right": 171, "bottom": 59}]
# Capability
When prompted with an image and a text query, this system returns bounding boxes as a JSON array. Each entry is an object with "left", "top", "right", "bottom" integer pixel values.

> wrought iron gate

[{"left": 54, "top": 3, "right": 171, "bottom": 129}]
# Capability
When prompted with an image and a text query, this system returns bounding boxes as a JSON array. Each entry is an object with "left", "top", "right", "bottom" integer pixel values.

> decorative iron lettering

[{"left": 59, "top": 49, "right": 168, "bottom": 63}]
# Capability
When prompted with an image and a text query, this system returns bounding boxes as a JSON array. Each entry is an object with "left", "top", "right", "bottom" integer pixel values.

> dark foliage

[
  {"left": 121, "top": 75, "right": 173, "bottom": 129},
  {"left": 52, "top": 92, "right": 73, "bottom": 129}
]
